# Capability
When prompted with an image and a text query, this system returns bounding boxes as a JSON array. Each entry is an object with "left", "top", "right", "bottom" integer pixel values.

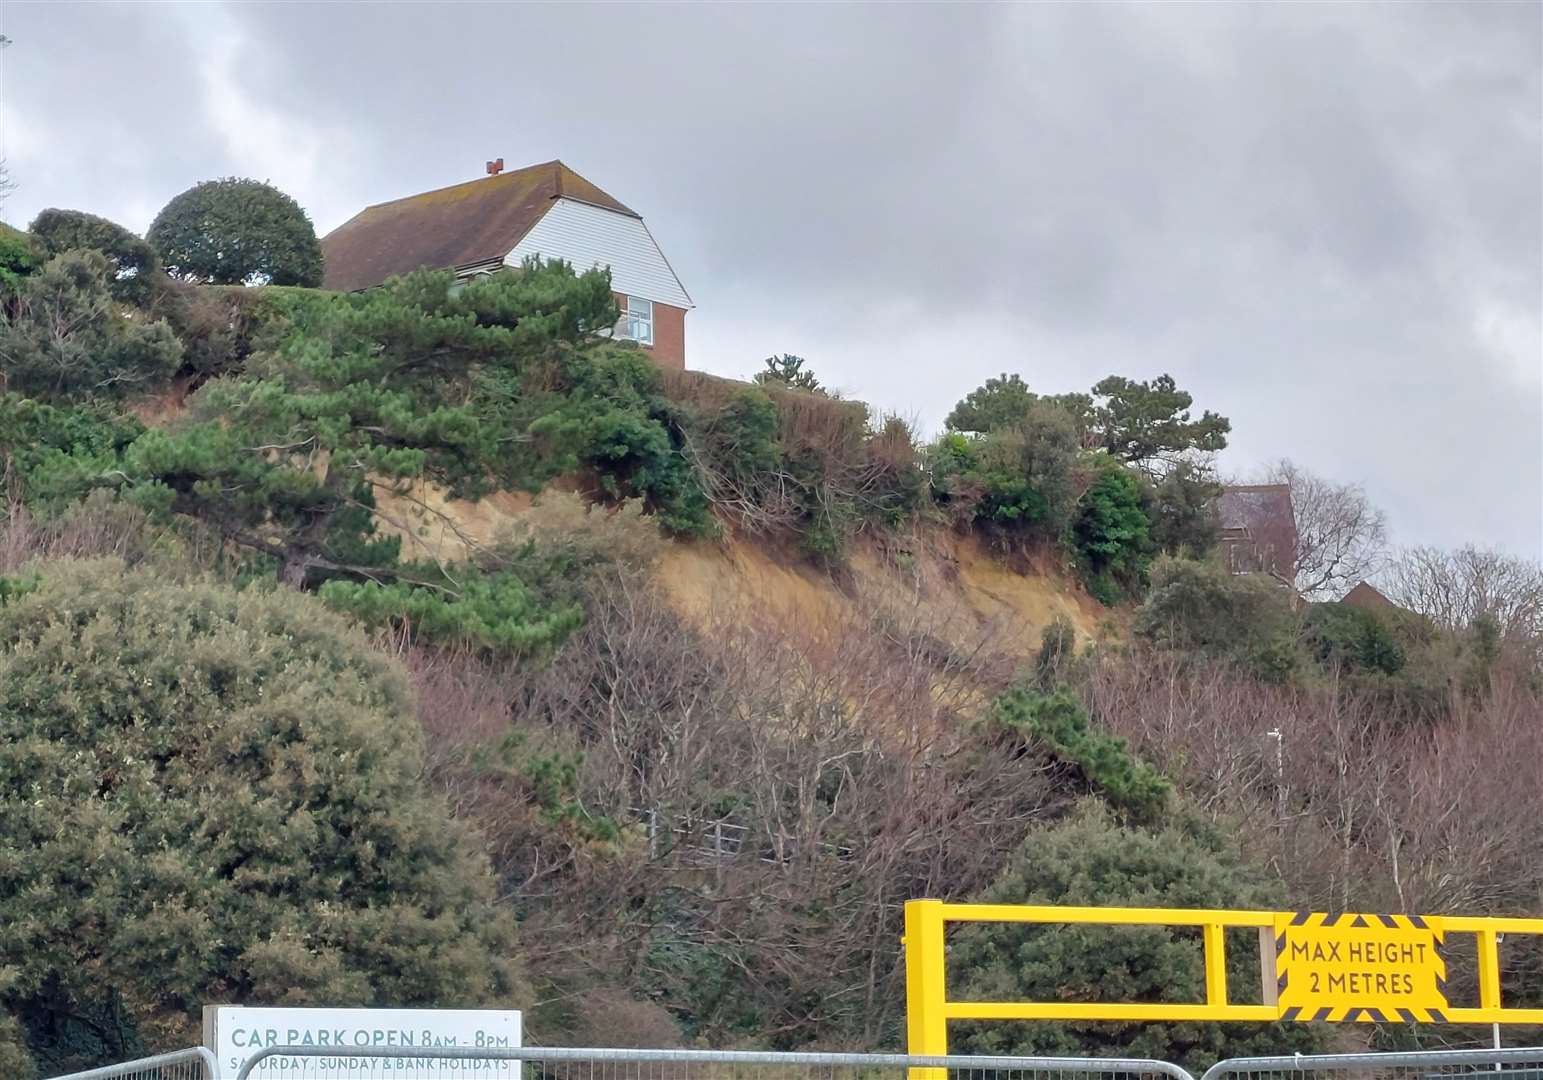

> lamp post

[{"left": 1265, "top": 728, "right": 1284, "bottom": 827}]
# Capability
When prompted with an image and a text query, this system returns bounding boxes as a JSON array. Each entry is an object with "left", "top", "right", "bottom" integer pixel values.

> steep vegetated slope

[{"left": 0, "top": 202, "right": 1540, "bottom": 1074}]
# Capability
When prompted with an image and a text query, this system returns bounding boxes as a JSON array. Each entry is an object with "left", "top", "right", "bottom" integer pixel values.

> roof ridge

[
  {"left": 321, "top": 159, "right": 649, "bottom": 291},
  {"left": 359, "top": 160, "right": 564, "bottom": 212}
]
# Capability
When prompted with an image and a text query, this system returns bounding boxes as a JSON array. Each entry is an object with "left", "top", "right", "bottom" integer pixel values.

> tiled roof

[
  {"left": 320, "top": 160, "right": 637, "bottom": 292},
  {"left": 1217, "top": 484, "right": 1294, "bottom": 531},
  {"left": 1341, "top": 581, "right": 1399, "bottom": 612}
]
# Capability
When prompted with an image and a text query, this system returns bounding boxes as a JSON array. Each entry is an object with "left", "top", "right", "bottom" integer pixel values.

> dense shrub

[
  {"left": 149, "top": 177, "right": 324, "bottom": 287},
  {"left": 989, "top": 685, "right": 1169, "bottom": 821},
  {"left": 0, "top": 222, "right": 37, "bottom": 293},
  {"left": 0, "top": 1012, "right": 31, "bottom": 1080},
  {"left": 692, "top": 385, "right": 782, "bottom": 490},
  {"left": 863, "top": 413, "right": 927, "bottom": 525},
  {"left": 28, "top": 208, "right": 159, "bottom": 304},
  {"left": 0, "top": 252, "right": 182, "bottom": 400},
  {"left": 930, "top": 400, "right": 1083, "bottom": 541},
  {"left": 1073, "top": 458, "right": 1152, "bottom": 603},
  {"left": 951, "top": 802, "right": 1325, "bottom": 1069},
  {"left": 1302, "top": 601, "right": 1406, "bottom": 675},
  {"left": 662, "top": 369, "right": 921, "bottom": 557},
  {"left": 1136, "top": 555, "right": 1298, "bottom": 676},
  {"left": 527, "top": 348, "right": 711, "bottom": 536},
  {"left": 0, "top": 560, "right": 524, "bottom": 1074},
  {"left": 150, "top": 280, "right": 287, "bottom": 380},
  {"left": 1146, "top": 459, "right": 1222, "bottom": 555},
  {"left": 1034, "top": 616, "right": 1079, "bottom": 688},
  {"left": 0, "top": 395, "right": 145, "bottom": 509}
]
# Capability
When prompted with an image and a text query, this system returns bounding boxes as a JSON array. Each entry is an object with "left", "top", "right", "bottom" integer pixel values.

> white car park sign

[{"left": 204, "top": 1006, "right": 521, "bottom": 1078}]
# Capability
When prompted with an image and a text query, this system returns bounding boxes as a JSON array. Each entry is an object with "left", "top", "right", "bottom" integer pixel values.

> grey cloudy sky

[{"left": 8, "top": 1, "right": 1541, "bottom": 557}]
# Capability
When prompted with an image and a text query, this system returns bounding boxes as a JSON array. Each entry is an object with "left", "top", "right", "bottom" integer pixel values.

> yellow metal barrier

[{"left": 902, "top": 900, "right": 1543, "bottom": 1059}]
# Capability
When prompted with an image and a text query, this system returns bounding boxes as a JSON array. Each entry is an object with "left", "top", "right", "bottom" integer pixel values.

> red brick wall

[
  {"left": 650, "top": 302, "right": 686, "bottom": 370},
  {"left": 614, "top": 291, "right": 687, "bottom": 370}
]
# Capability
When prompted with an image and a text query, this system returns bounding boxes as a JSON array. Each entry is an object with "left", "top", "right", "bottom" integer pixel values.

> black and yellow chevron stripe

[{"left": 1276, "top": 912, "right": 1448, "bottom": 1023}]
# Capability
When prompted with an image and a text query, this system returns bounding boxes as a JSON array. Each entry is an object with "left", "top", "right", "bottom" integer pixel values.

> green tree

[
  {"left": 148, "top": 178, "right": 324, "bottom": 287},
  {"left": 1146, "top": 459, "right": 1222, "bottom": 556},
  {"left": 0, "top": 1011, "right": 31, "bottom": 1080},
  {"left": 0, "top": 222, "right": 37, "bottom": 293},
  {"left": 753, "top": 353, "right": 824, "bottom": 393},
  {"left": 1088, "top": 374, "right": 1230, "bottom": 476},
  {"left": 120, "top": 261, "right": 708, "bottom": 604},
  {"left": 1073, "top": 458, "right": 1153, "bottom": 604},
  {"left": 950, "top": 802, "right": 1325, "bottom": 1070},
  {"left": 523, "top": 347, "right": 709, "bottom": 536},
  {"left": 0, "top": 395, "right": 145, "bottom": 509},
  {"left": 1135, "top": 555, "right": 1299, "bottom": 679},
  {"left": 0, "top": 560, "right": 524, "bottom": 1074},
  {"left": 120, "top": 263, "right": 596, "bottom": 586},
  {"left": 0, "top": 251, "right": 182, "bottom": 400},
  {"left": 319, "top": 557, "right": 586, "bottom": 654},
  {"left": 946, "top": 372, "right": 1039, "bottom": 434},
  {"left": 1034, "top": 616, "right": 1079, "bottom": 688},
  {"left": 946, "top": 373, "right": 1096, "bottom": 440},
  {"left": 988, "top": 686, "right": 1169, "bottom": 822},
  {"left": 1302, "top": 602, "right": 1406, "bottom": 676},
  {"left": 932, "top": 401, "right": 1083, "bottom": 539},
  {"left": 28, "top": 209, "right": 159, "bottom": 304}
]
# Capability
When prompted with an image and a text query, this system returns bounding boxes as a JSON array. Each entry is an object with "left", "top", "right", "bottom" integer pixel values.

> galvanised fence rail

[
  {"left": 229, "top": 1045, "right": 1198, "bottom": 1080},
  {"left": 43, "top": 1046, "right": 217, "bottom": 1080},
  {"left": 44, "top": 1042, "right": 1543, "bottom": 1080},
  {"left": 1200, "top": 1048, "right": 1543, "bottom": 1080}
]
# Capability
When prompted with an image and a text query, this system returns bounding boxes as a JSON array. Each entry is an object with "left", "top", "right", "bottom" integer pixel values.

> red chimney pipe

[{"left": 485, "top": 158, "right": 505, "bottom": 176}]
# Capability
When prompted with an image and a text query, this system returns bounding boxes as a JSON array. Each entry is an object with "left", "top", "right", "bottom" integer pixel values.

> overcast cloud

[{"left": 7, "top": 1, "right": 1541, "bottom": 557}]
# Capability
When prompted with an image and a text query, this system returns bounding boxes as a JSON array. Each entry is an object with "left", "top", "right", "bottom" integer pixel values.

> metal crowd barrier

[
  {"left": 43, "top": 1046, "right": 217, "bottom": 1080},
  {"left": 229, "top": 1045, "right": 1199, "bottom": 1080},
  {"left": 45, "top": 1041, "right": 1543, "bottom": 1080},
  {"left": 1201, "top": 1048, "right": 1543, "bottom": 1080}
]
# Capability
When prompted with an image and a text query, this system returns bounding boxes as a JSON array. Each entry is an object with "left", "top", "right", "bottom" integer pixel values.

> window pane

[{"left": 629, "top": 295, "right": 652, "bottom": 316}]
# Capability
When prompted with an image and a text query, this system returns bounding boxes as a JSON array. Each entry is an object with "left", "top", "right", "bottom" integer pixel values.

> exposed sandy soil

[
  {"left": 373, "top": 480, "right": 537, "bottom": 562},
  {"left": 654, "top": 526, "right": 1112, "bottom": 652},
  {"left": 371, "top": 472, "right": 1113, "bottom": 655}
]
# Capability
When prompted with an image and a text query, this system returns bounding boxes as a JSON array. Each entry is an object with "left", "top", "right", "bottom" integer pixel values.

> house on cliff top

[
  {"left": 1216, "top": 483, "right": 1298, "bottom": 586},
  {"left": 320, "top": 159, "right": 693, "bottom": 368}
]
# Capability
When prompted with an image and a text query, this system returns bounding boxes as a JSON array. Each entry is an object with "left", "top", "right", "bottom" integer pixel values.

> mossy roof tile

[{"left": 320, "top": 160, "right": 636, "bottom": 292}]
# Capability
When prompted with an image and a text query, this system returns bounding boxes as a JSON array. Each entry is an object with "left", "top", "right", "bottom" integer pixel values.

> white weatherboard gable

[{"left": 506, "top": 198, "right": 693, "bottom": 309}]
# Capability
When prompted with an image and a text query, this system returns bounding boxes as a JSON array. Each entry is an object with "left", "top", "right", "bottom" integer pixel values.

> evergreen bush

[
  {"left": 951, "top": 802, "right": 1325, "bottom": 1070},
  {"left": 0, "top": 560, "right": 525, "bottom": 1073}
]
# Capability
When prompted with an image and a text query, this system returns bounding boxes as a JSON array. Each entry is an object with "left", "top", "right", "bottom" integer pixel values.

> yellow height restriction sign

[
  {"left": 1275, "top": 912, "right": 1447, "bottom": 1023},
  {"left": 903, "top": 900, "right": 1543, "bottom": 1067}
]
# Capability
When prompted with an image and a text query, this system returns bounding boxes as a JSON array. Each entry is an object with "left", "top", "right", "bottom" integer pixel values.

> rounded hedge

[
  {"left": 148, "top": 177, "right": 323, "bottom": 287},
  {"left": 28, "top": 208, "right": 158, "bottom": 302}
]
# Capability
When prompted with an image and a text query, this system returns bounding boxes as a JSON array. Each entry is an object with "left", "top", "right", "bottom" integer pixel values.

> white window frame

[
  {"left": 618, "top": 295, "right": 654, "bottom": 347},
  {"left": 447, "top": 270, "right": 494, "bottom": 298}
]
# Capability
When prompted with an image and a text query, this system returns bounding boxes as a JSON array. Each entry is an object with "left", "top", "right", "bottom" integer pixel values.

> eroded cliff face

[
  {"left": 654, "top": 528, "right": 1110, "bottom": 653},
  {"left": 371, "top": 476, "right": 1111, "bottom": 656}
]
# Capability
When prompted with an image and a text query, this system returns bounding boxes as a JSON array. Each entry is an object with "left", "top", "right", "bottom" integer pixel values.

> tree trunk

[{"left": 278, "top": 550, "right": 311, "bottom": 589}]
